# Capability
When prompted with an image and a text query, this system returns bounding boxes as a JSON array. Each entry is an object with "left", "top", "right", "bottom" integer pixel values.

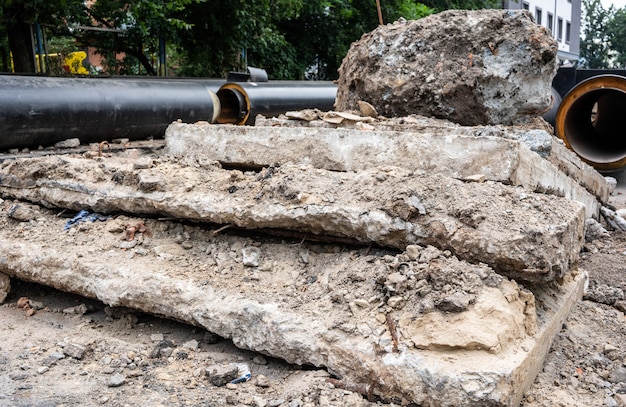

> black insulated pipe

[
  {"left": 0, "top": 75, "right": 221, "bottom": 150},
  {"left": 555, "top": 74, "right": 626, "bottom": 172},
  {"left": 216, "top": 81, "right": 337, "bottom": 125}
]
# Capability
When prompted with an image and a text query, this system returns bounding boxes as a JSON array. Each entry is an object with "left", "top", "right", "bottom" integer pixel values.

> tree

[
  {"left": 607, "top": 7, "right": 626, "bottom": 68},
  {"left": 0, "top": 0, "right": 88, "bottom": 73},
  {"left": 580, "top": 0, "right": 613, "bottom": 68},
  {"left": 1, "top": 0, "right": 505, "bottom": 78}
]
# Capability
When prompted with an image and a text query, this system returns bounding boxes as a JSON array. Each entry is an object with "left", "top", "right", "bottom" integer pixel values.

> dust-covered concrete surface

[
  {"left": 0, "top": 138, "right": 624, "bottom": 407},
  {"left": 0, "top": 135, "right": 587, "bottom": 406}
]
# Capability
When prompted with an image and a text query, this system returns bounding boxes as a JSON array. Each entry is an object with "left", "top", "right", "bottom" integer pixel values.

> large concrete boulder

[{"left": 335, "top": 10, "right": 559, "bottom": 126}]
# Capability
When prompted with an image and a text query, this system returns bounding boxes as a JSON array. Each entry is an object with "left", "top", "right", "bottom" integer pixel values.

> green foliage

[
  {"left": 607, "top": 7, "right": 626, "bottom": 68},
  {"left": 580, "top": 0, "right": 613, "bottom": 68},
  {"left": 1, "top": 0, "right": 508, "bottom": 78}
]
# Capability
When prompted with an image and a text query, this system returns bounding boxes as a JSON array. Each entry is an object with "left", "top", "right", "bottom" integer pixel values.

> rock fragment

[{"left": 336, "top": 10, "right": 558, "bottom": 126}]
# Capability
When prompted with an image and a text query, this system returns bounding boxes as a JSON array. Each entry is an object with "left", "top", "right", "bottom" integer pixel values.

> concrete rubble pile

[{"left": 0, "top": 9, "right": 614, "bottom": 407}]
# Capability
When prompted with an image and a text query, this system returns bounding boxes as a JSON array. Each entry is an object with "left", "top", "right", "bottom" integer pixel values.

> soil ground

[{"left": 0, "top": 158, "right": 625, "bottom": 407}]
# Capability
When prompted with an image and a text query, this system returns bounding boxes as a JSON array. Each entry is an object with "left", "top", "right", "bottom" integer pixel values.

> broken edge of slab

[{"left": 0, "top": 235, "right": 587, "bottom": 406}]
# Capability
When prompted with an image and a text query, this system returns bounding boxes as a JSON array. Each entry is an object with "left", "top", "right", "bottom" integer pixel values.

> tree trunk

[{"left": 3, "top": 7, "right": 36, "bottom": 73}]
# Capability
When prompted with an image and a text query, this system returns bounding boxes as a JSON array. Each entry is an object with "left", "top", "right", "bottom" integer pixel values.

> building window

[
  {"left": 557, "top": 17, "right": 563, "bottom": 41},
  {"left": 566, "top": 21, "right": 571, "bottom": 44},
  {"left": 523, "top": 1, "right": 530, "bottom": 10},
  {"left": 547, "top": 13, "right": 553, "bottom": 34},
  {"left": 535, "top": 7, "right": 542, "bottom": 25}
]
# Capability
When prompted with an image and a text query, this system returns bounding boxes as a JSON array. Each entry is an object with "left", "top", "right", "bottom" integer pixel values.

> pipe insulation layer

[
  {"left": 555, "top": 74, "right": 626, "bottom": 171},
  {"left": 216, "top": 81, "right": 338, "bottom": 125},
  {"left": 0, "top": 75, "right": 221, "bottom": 150}
]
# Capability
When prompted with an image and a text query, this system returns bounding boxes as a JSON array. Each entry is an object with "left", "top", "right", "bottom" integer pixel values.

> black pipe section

[
  {"left": 0, "top": 75, "right": 221, "bottom": 150},
  {"left": 216, "top": 81, "right": 337, "bottom": 125},
  {"left": 554, "top": 74, "right": 626, "bottom": 172}
]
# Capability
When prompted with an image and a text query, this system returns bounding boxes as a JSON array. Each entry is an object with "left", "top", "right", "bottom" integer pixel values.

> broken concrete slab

[
  {"left": 165, "top": 122, "right": 603, "bottom": 218},
  {"left": 335, "top": 10, "right": 558, "bottom": 126},
  {"left": 0, "top": 203, "right": 588, "bottom": 406},
  {"left": 0, "top": 271, "right": 9, "bottom": 303},
  {"left": 0, "top": 154, "right": 584, "bottom": 282}
]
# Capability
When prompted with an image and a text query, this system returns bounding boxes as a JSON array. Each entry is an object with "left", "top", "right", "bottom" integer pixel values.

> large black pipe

[
  {"left": 554, "top": 74, "right": 626, "bottom": 172},
  {"left": 216, "top": 81, "right": 337, "bottom": 125},
  {"left": 0, "top": 75, "right": 221, "bottom": 150}
]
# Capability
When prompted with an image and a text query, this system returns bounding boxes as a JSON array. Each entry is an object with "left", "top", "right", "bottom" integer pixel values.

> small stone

[
  {"left": 253, "top": 355, "right": 268, "bottom": 365},
  {"left": 604, "top": 344, "right": 619, "bottom": 358},
  {"left": 16, "top": 297, "right": 30, "bottom": 309},
  {"left": 107, "top": 373, "right": 126, "bottom": 387},
  {"left": 225, "top": 383, "right": 237, "bottom": 390},
  {"left": 614, "top": 393, "right": 626, "bottom": 407},
  {"left": 268, "top": 400, "right": 286, "bottom": 407},
  {"left": 255, "top": 374, "right": 270, "bottom": 388},
  {"left": 63, "top": 304, "right": 89, "bottom": 315},
  {"left": 150, "top": 339, "right": 174, "bottom": 358},
  {"left": 7, "top": 204, "right": 40, "bottom": 222},
  {"left": 132, "top": 157, "right": 154, "bottom": 170},
  {"left": 357, "top": 100, "right": 378, "bottom": 117},
  {"left": 150, "top": 333, "right": 164, "bottom": 342},
  {"left": 418, "top": 245, "right": 441, "bottom": 263},
  {"left": 387, "top": 295, "right": 405, "bottom": 309},
  {"left": 55, "top": 138, "right": 81, "bottom": 148},
  {"left": 242, "top": 247, "right": 262, "bottom": 267},
  {"left": 182, "top": 340, "right": 199, "bottom": 351},
  {"left": 405, "top": 245, "right": 421, "bottom": 261},
  {"left": 63, "top": 343, "right": 87, "bottom": 360},
  {"left": 437, "top": 291, "right": 472, "bottom": 312},
  {"left": 37, "top": 366, "right": 49, "bottom": 374},
  {"left": 354, "top": 298, "right": 369, "bottom": 308},
  {"left": 137, "top": 173, "right": 162, "bottom": 192},
  {"left": 463, "top": 174, "right": 486, "bottom": 183},
  {"left": 205, "top": 364, "right": 239, "bottom": 387},
  {"left": 608, "top": 366, "right": 626, "bottom": 383},
  {"left": 253, "top": 396, "right": 268, "bottom": 407},
  {"left": 159, "top": 347, "right": 174, "bottom": 358},
  {"left": 42, "top": 351, "right": 65, "bottom": 367}
]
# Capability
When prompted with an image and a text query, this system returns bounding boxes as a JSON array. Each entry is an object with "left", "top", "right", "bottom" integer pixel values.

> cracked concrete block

[
  {"left": 165, "top": 123, "right": 602, "bottom": 218},
  {"left": 0, "top": 155, "right": 584, "bottom": 282},
  {"left": 335, "top": 10, "right": 558, "bottom": 126},
  {"left": 0, "top": 214, "right": 587, "bottom": 406}
]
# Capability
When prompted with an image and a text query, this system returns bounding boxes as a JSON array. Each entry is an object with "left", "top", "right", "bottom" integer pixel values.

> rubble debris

[
  {"left": 0, "top": 198, "right": 588, "bottom": 405},
  {"left": 0, "top": 154, "right": 584, "bottom": 282},
  {"left": 335, "top": 10, "right": 558, "bottom": 126},
  {"left": 600, "top": 206, "right": 626, "bottom": 231}
]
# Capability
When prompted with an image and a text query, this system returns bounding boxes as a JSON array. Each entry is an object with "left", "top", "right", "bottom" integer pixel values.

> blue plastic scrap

[
  {"left": 64, "top": 209, "right": 110, "bottom": 230},
  {"left": 230, "top": 373, "right": 251, "bottom": 384},
  {"left": 230, "top": 363, "right": 252, "bottom": 384}
]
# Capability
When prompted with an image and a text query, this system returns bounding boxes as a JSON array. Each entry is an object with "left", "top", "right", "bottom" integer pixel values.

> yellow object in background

[{"left": 63, "top": 51, "right": 90, "bottom": 75}]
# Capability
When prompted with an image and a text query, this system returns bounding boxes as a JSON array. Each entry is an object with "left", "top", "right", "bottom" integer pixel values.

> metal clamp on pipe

[{"left": 555, "top": 74, "right": 626, "bottom": 172}]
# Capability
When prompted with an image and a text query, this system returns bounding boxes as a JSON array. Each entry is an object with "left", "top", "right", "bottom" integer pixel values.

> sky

[{"left": 602, "top": 0, "right": 626, "bottom": 9}]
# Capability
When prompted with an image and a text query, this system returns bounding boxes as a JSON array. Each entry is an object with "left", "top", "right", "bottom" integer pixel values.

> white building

[{"left": 502, "top": 0, "right": 581, "bottom": 63}]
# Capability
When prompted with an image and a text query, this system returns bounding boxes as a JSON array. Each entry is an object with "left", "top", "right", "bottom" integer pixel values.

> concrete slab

[
  {"left": 0, "top": 154, "right": 585, "bottom": 282},
  {"left": 165, "top": 123, "right": 603, "bottom": 219},
  {"left": 0, "top": 205, "right": 587, "bottom": 406}
]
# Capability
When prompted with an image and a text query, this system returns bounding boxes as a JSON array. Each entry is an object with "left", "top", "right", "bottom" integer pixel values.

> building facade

[{"left": 502, "top": 0, "right": 582, "bottom": 63}]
